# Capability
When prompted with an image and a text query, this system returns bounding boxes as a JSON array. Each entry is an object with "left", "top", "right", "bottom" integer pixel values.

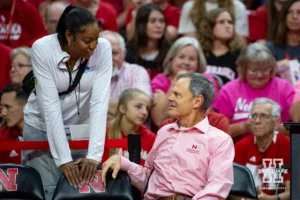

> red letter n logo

[
  {"left": 192, "top": 145, "right": 197, "bottom": 150},
  {"left": 0, "top": 168, "right": 18, "bottom": 191},
  {"left": 79, "top": 170, "right": 105, "bottom": 193}
]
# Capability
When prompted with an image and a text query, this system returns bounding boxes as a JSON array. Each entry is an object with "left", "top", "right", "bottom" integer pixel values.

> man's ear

[
  {"left": 119, "top": 104, "right": 126, "bottom": 114},
  {"left": 274, "top": 117, "right": 281, "bottom": 130},
  {"left": 193, "top": 95, "right": 204, "bottom": 109}
]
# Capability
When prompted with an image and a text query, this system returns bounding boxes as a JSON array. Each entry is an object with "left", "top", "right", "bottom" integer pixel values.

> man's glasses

[
  {"left": 247, "top": 67, "right": 272, "bottom": 75},
  {"left": 250, "top": 113, "right": 276, "bottom": 121},
  {"left": 11, "top": 63, "right": 32, "bottom": 70}
]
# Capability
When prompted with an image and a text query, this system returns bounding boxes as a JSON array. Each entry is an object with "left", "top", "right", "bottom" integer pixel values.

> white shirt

[
  {"left": 24, "top": 34, "right": 112, "bottom": 167},
  {"left": 178, "top": 0, "right": 249, "bottom": 37}
]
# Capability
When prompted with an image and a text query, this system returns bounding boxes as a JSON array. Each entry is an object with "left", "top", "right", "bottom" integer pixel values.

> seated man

[
  {"left": 0, "top": 84, "right": 29, "bottom": 164},
  {"left": 44, "top": 1, "right": 68, "bottom": 35},
  {"left": 102, "top": 73, "right": 234, "bottom": 200},
  {"left": 234, "top": 98, "right": 290, "bottom": 199},
  {"left": 99, "top": 30, "right": 152, "bottom": 122}
]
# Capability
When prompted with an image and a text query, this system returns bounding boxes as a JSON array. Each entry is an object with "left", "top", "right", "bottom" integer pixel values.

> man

[
  {"left": 234, "top": 98, "right": 290, "bottom": 200},
  {"left": 0, "top": 84, "right": 29, "bottom": 163},
  {"left": 44, "top": 1, "right": 68, "bottom": 35},
  {"left": 102, "top": 73, "right": 234, "bottom": 199},
  {"left": 99, "top": 31, "right": 152, "bottom": 122}
]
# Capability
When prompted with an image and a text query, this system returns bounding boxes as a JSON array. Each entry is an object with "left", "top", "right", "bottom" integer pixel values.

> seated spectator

[
  {"left": 126, "top": 3, "right": 170, "bottom": 80},
  {"left": 0, "top": 43, "right": 12, "bottom": 91},
  {"left": 126, "top": 0, "right": 181, "bottom": 41},
  {"left": 102, "top": 88, "right": 156, "bottom": 166},
  {"left": 178, "top": 0, "right": 249, "bottom": 45},
  {"left": 102, "top": 73, "right": 234, "bottom": 200},
  {"left": 290, "top": 80, "right": 300, "bottom": 122},
  {"left": 99, "top": 30, "right": 152, "bottom": 122},
  {"left": 0, "top": 84, "right": 29, "bottom": 164},
  {"left": 150, "top": 37, "right": 218, "bottom": 126},
  {"left": 44, "top": 1, "right": 68, "bottom": 35},
  {"left": 266, "top": 0, "right": 300, "bottom": 62},
  {"left": 10, "top": 47, "right": 32, "bottom": 84},
  {"left": 0, "top": 0, "right": 47, "bottom": 48},
  {"left": 234, "top": 98, "right": 290, "bottom": 199},
  {"left": 74, "top": 0, "right": 118, "bottom": 32},
  {"left": 211, "top": 43, "right": 294, "bottom": 141},
  {"left": 199, "top": 8, "right": 241, "bottom": 85}
]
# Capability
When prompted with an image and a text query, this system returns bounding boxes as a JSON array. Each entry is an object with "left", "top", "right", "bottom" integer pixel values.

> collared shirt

[
  {"left": 110, "top": 62, "right": 152, "bottom": 100},
  {"left": 120, "top": 117, "right": 234, "bottom": 200},
  {"left": 24, "top": 34, "right": 112, "bottom": 166}
]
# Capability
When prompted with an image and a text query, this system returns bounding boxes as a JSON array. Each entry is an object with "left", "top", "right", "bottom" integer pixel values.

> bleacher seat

[
  {"left": 0, "top": 164, "right": 45, "bottom": 200},
  {"left": 229, "top": 163, "right": 258, "bottom": 199},
  {"left": 52, "top": 166, "right": 133, "bottom": 200}
]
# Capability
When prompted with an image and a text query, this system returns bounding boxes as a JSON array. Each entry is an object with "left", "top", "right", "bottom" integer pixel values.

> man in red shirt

[
  {"left": 234, "top": 98, "right": 290, "bottom": 199},
  {"left": 0, "top": 84, "right": 29, "bottom": 164},
  {"left": 0, "top": 0, "right": 47, "bottom": 48},
  {"left": 0, "top": 43, "right": 12, "bottom": 91}
]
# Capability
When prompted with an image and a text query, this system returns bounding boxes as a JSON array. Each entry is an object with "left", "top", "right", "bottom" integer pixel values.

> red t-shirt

[
  {"left": 248, "top": 6, "right": 268, "bottom": 42},
  {"left": 95, "top": 2, "right": 119, "bottom": 32},
  {"left": 0, "top": 43, "right": 12, "bottom": 91},
  {"left": 101, "top": 125, "right": 156, "bottom": 166},
  {"left": 234, "top": 133, "right": 290, "bottom": 195},
  {"left": 0, "top": 0, "right": 47, "bottom": 48},
  {"left": 0, "top": 127, "right": 22, "bottom": 164},
  {"left": 125, "top": 4, "right": 181, "bottom": 28},
  {"left": 102, "top": 0, "right": 123, "bottom": 16},
  {"left": 159, "top": 112, "right": 230, "bottom": 134}
]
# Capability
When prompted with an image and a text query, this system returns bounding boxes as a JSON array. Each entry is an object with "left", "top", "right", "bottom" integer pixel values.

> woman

[
  {"left": 125, "top": 3, "right": 170, "bottom": 80},
  {"left": 211, "top": 43, "right": 294, "bottom": 142},
  {"left": 22, "top": 5, "right": 112, "bottom": 199},
  {"left": 178, "top": 0, "right": 248, "bottom": 44},
  {"left": 102, "top": 88, "right": 156, "bottom": 166},
  {"left": 150, "top": 37, "right": 217, "bottom": 126},
  {"left": 10, "top": 46, "right": 32, "bottom": 84},
  {"left": 199, "top": 8, "right": 241, "bottom": 85},
  {"left": 266, "top": 0, "right": 300, "bottom": 61}
]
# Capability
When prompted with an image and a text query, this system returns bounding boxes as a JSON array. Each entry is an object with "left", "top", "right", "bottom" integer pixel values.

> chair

[
  {"left": 229, "top": 163, "right": 258, "bottom": 199},
  {"left": 0, "top": 164, "right": 45, "bottom": 200},
  {"left": 52, "top": 166, "right": 133, "bottom": 200}
]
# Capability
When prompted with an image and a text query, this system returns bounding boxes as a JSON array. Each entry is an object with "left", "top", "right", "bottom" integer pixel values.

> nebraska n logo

[
  {"left": 0, "top": 168, "right": 18, "bottom": 191},
  {"left": 79, "top": 170, "right": 105, "bottom": 193}
]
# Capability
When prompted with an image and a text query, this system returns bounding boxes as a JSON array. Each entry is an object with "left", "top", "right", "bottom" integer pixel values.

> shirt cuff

[
  {"left": 120, "top": 156, "right": 132, "bottom": 171},
  {"left": 55, "top": 157, "right": 73, "bottom": 167},
  {"left": 86, "top": 154, "right": 101, "bottom": 163}
]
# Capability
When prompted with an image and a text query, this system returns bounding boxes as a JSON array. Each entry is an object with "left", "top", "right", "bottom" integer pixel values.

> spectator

[
  {"left": 44, "top": 1, "right": 68, "bottom": 35},
  {"left": 74, "top": 0, "right": 118, "bottom": 32},
  {"left": 0, "top": 0, "right": 47, "bottom": 48},
  {"left": 178, "top": 0, "right": 249, "bottom": 45},
  {"left": 234, "top": 98, "right": 290, "bottom": 199},
  {"left": 199, "top": 8, "right": 241, "bottom": 85},
  {"left": 290, "top": 80, "right": 300, "bottom": 122},
  {"left": 249, "top": 0, "right": 289, "bottom": 42},
  {"left": 102, "top": 73, "right": 234, "bottom": 200},
  {"left": 266, "top": 0, "right": 300, "bottom": 62},
  {"left": 22, "top": 6, "right": 111, "bottom": 200},
  {"left": 126, "top": 3, "right": 170, "bottom": 80},
  {"left": 102, "top": 88, "right": 156, "bottom": 166},
  {"left": 211, "top": 43, "right": 294, "bottom": 141},
  {"left": 9, "top": 47, "right": 32, "bottom": 84},
  {"left": 0, "top": 84, "right": 29, "bottom": 164},
  {"left": 0, "top": 43, "right": 12, "bottom": 91},
  {"left": 126, "top": 0, "right": 181, "bottom": 41},
  {"left": 99, "top": 30, "right": 152, "bottom": 122}
]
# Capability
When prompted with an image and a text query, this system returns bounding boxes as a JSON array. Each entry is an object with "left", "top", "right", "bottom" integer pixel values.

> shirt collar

[
  {"left": 254, "top": 130, "right": 278, "bottom": 144},
  {"left": 167, "top": 117, "right": 210, "bottom": 134},
  {"left": 112, "top": 63, "right": 126, "bottom": 79}
]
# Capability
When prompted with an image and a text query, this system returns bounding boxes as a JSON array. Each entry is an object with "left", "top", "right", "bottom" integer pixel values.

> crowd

[{"left": 0, "top": 0, "right": 299, "bottom": 199}]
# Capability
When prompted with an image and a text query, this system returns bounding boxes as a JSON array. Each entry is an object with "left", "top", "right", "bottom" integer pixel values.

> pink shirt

[
  {"left": 211, "top": 77, "right": 294, "bottom": 124},
  {"left": 120, "top": 117, "right": 234, "bottom": 199},
  {"left": 293, "top": 80, "right": 300, "bottom": 103}
]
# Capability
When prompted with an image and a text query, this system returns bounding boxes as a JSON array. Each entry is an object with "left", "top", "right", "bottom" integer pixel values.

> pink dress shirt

[{"left": 120, "top": 117, "right": 234, "bottom": 200}]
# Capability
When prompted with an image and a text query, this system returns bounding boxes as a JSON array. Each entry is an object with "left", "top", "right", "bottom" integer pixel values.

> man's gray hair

[
  {"left": 10, "top": 46, "right": 32, "bottom": 61},
  {"left": 252, "top": 98, "right": 281, "bottom": 118},
  {"left": 176, "top": 73, "right": 215, "bottom": 112},
  {"left": 99, "top": 30, "right": 126, "bottom": 51}
]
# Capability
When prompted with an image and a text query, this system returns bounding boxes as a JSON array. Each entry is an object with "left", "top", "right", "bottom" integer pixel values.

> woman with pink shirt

[
  {"left": 211, "top": 42, "right": 294, "bottom": 141},
  {"left": 151, "top": 37, "right": 217, "bottom": 126}
]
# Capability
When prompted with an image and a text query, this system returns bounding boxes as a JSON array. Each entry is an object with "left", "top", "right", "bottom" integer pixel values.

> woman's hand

[
  {"left": 60, "top": 161, "right": 81, "bottom": 189},
  {"left": 76, "top": 158, "right": 99, "bottom": 185},
  {"left": 101, "top": 155, "right": 121, "bottom": 186}
]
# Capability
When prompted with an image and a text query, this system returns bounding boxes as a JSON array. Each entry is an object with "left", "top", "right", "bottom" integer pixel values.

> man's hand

[
  {"left": 101, "top": 155, "right": 121, "bottom": 186},
  {"left": 257, "top": 186, "right": 270, "bottom": 200},
  {"left": 60, "top": 161, "right": 81, "bottom": 189},
  {"left": 75, "top": 158, "right": 99, "bottom": 185}
]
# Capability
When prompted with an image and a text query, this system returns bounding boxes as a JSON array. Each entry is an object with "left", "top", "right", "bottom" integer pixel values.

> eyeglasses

[
  {"left": 250, "top": 113, "right": 277, "bottom": 121},
  {"left": 11, "top": 63, "right": 32, "bottom": 70},
  {"left": 247, "top": 68, "right": 272, "bottom": 75}
]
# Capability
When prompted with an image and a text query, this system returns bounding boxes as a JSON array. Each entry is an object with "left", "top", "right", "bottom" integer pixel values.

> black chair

[
  {"left": 229, "top": 163, "right": 258, "bottom": 199},
  {"left": 52, "top": 166, "right": 133, "bottom": 200},
  {"left": 0, "top": 164, "right": 45, "bottom": 200}
]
